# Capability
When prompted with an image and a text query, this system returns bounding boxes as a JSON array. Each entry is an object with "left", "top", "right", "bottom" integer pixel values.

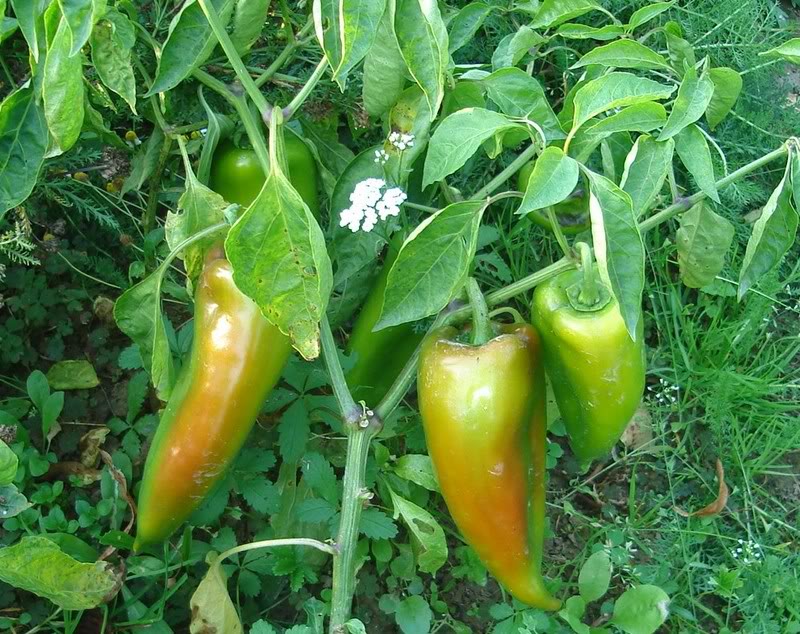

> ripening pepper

[
  {"left": 531, "top": 251, "right": 645, "bottom": 463},
  {"left": 345, "top": 232, "right": 424, "bottom": 404},
  {"left": 134, "top": 254, "right": 292, "bottom": 548},
  {"left": 517, "top": 162, "right": 591, "bottom": 235},
  {"left": 209, "top": 131, "right": 319, "bottom": 217},
  {"left": 417, "top": 285, "right": 561, "bottom": 610}
]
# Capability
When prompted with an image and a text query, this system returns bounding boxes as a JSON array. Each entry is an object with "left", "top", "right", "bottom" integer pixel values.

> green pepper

[
  {"left": 517, "top": 162, "right": 591, "bottom": 235},
  {"left": 417, "top": 281, "right": 561, "bottom": 610},
  {"left": 209, "top": 131, "right": 319, "bottom": 217},
  {"left": 345, "top": 232, "right": 424, "bottom": 404},
  {"left": 134, "top": 253, "right": 292, "bottom": 549},
  {"left": 531, "top": 247, "right": 645, "bottom": 462}
]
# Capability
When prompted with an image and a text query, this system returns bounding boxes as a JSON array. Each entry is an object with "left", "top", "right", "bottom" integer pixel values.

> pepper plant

[{"left": 0, "top": 1, "right": 799, "bottom": 633}]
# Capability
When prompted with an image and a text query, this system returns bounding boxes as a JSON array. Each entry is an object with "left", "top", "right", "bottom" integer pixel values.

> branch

[{"left": 197, "top": 0, "right": 270, "bottom": 117}]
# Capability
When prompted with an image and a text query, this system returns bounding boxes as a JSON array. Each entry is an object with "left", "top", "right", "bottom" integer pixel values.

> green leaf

[
  {"left": 26, "top": 370, "right": 50, "bottom": 410},
  {"left": 82, "top": 95, "right": 126, "bottom": 149},
  {"left": 395, "top": 0, "right": 448, "bottom": 119},
  {"left": 296, "top": 498, "right": 336, "bottom": 523},
  {"left": 583, "top": 168, "right": 645, "bottom": 340},
  {"left": 251, "top": 620, "right": 278, "bottom": 634},
  {"left": 225, "top": 132, "right": 332, "bottom": 360},
  {"left": 620, "top": 135, "right": 673, "bottom": 217},
  {"left": 395, "top": 595, "right": 433, "bottom": 634},
  {"left": 658, "top": 67, "right": 714, "bottom": 140},
  {"left": 313, "top": 0, "right": 386, "bottom": 89},
  {"left": 58, "top": 0, "right": 106, "bottom": 55},
  {"left": 422, "top": 108, "right": 520, "bottom": 187},
  {"left": 556, "top": 23, "right": 624, "bottom": 41},
  {"left": 611, "top": 585, "right": 671, "bottom": 634},
  {"left": 738, "top": 156, "right": 798, "bottom": 299},
  {"left": 113, "top": 265, "right": 175, "bottom": 400},
  {"left": 231, "top": 0, "right": 270, "bottom": 53},
  {"left": 0, "top": 86, "right": 48, "bottom": 220},
  {"left": 166, "top": 148, "right": 228, "bottom": 281},
  {"left": 759, "top": 38, "right": 800, "bottom": 65},
  {"left": 299, "top": 118, "right": 355, "bottom": 181},
  {"left": 663, "top": 21, "right": 695, "bottom": 75},
  {"left": 0, "top": 439, "right": 18, "bottom": 486},
  {"left": 705, "top": 67, "right": 742, "bottom": 130},
  {"left": 301, "top": 451, "right": 338, "bottom": 504},
  {"left": 579, "top": 551, "right": 612, "bottom": 603},
  {"left": 345, "top": 620, "right": 367, "bottom": 634},
  {"left": 190, "top": 556, "right": 243, "bottom": 634},
  {"left": 559, "top": 595, "right": 590, "bottom": 634},
  {"left": 392, "top": 454, "right": 438, "bottom": 491},
  {"left": 676, "top": 202, "right": 734, "bottom": 288},
  {"left": 197, "top": 88, "right": 234, "bottom": 185},
  {"left": 147, "top": 0, "right": 235, "bottom": 96},
  {"left": 388, "top": 488, "right": 447, "bottom": 573},
  {"left": 388, "top": 84, "right": 433, "bottom": 168},
  {"left": 10, "top": 0, "right": 48, "bottom": 61},
  {"left": 572, "top": 40, "right": 670, "bottom": 71},
  {"left": 359, "top": 508, "right": 398, "bottom": 540},
  {"left": 572, "top": 72, "right": 675, "bottom": 131},
  {"left": 362, "top": 4, "right": 406, "bottom": 118},
  {"left": 532, "top": 0, "right": 601, "bottom": 28},
  {"left": 448, "top": 2, "right": 493, "bottom": 54},
  {"left": 674, "top": 124, "right": 718, "bottom": 203},
  {"left": 376, "top": 200, "right": 485, "bottom": 329},
  {"left": 491, "top": 25, "right": 545, "bottom": 71},
  {"left": 122, "top": 127, "right": 165, "bottom": 194},
  {"left": 0, "top": 16, "right": 18, "bottom": 44},
  {"left": 46, "top": 360, "right": 100, "bottom": 390},
  {"left": 481, "top": 68, "right": 564, "bottom": 139},
  {"left": 0, "top": 484, "right": 29, "bottom": 518},
  {"left": 90, "top": 8, "right": 137, "bottom": 113},
  {"left": 626, "top": 2, "right": 673, "bottom": 31},
  {"left": 0, "top": 536, "right": 120, "bottom": 610},
  {"left": 43, "top": 15, "right": 85, "bottom": 153},
  {"left": 570, "top": 102, "right": 666, "bottom": 162},
  {"left": 517, "top": 146, "right": 579, "bottom": 214}
]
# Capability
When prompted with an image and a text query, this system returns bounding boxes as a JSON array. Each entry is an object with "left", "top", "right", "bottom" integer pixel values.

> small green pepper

[
  {"left": 209, "top": 132, "right": 319, "bottom": 217},
  {"left": 531, "top": 248, "right": 645, "bottom": 462}
]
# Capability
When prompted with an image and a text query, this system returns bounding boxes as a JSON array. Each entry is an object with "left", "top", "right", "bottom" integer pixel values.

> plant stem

[
  {"left": 255, "top": 18, "right": 316, "bottom": 88},
  {"left": 235, "top": 93, "right": 270, "bottom": 173},
  {"left": 471, "top": 142, "right": 539, "bottom": 199},
  {"left": 466, "top": 278, "right": 492, "bottom": 345},
  {"left": 575, "top": 242, "right": 599, "bottom": 306},
  {"left": 283, "top": 57, "right": 329, "bottom": 121},
  {"left": 143, "top": 133, "right": 174, "bottom": 260},
  {"left": 192, "top": 68, "right": 238, "bottom": 109},
  {"left": 218, "top": 538, "right": 337, "bottom": 563},
  {"left": 546, "top": 206, "right": 572, "bottom": 259},
  {"left": 197, "top": 0, "right": 270, "bottom": 117},
  {"left": 320, "top": 315, "right": 361, "bottom": 425},
  {"left": 640, "top": 144, "right": 789, "bottom": 232},
  {"left": 328, "top": 419, "right": 381, "bottom": 633}
]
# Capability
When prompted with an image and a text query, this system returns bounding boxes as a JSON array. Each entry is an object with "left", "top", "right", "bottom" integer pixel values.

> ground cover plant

[{"left": 1, "top": 0, "right": 799, "bottom": 632}]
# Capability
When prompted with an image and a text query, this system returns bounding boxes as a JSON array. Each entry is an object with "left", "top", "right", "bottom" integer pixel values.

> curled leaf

[{"left": 675, "top": 459, "right": 729, "bottom": 518}]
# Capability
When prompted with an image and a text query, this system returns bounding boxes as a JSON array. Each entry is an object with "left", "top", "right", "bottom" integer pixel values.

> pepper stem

[
  {"left": 466, "top": 278, "right": 493, "bottom": 346},
  {"left": 489, "top": 306, "right": 524, "bottom": 324},
  {"left": 576, "top": 242, "right": 600, "bottom": 307}
]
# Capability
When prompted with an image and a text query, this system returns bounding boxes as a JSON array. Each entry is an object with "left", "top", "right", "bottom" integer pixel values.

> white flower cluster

[
  {"left": 339, "top": 178, "right": 407, "bottom": 233},
  {"left": 732, "top": 538, "right": 763, "bottom": 565},
  {"left": 374, "top": 148, "right": 389, "bottom": 164},
  {"left": 389, "top": 131, "right": 415, "bottom": 151},
  {"left": 648, "top": 377, "right": 680, "bottom": 406}
]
